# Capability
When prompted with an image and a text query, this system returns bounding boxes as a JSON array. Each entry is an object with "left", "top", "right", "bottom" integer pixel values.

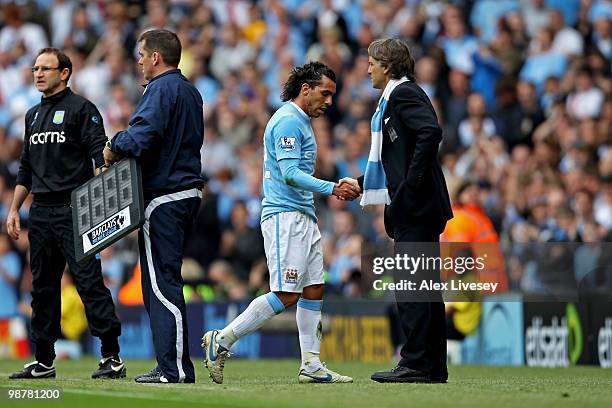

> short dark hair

[
  {"left": 138, "top": 29, "right": 182, "bottom": 67},
  {"left": 281, "top": 61, "right": 336, "bottom": 102},
  {"left": 36, "top": 47, "right": 72, "bottom": 82},
  {"left": 368, "top": 39, "right": 415, "bottom": 81}
]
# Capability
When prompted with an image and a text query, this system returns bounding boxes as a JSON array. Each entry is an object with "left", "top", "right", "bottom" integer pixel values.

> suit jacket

[{"left": 359, "top": 81, "right": 453, "bottom": 239}]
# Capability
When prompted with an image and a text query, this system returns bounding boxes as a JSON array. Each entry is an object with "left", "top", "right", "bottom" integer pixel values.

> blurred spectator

[
  {"left": 0, "top": 232, "right": 20, "bottom": 318},
  {"left": 520, "top": 27, "right": 567, "bottom": 91},
  {"left": 184, "top": 184, "right": 222, "bottom": 270},
  {"left": 0, "top": 4, "right": 48, "bottom": 60},
  {"left": 442, "top": 180, "right": 507, "bottom": 290},
  {"left": 415, "top": 54, "right": 440, "bottom": 100},
  {"left": 594, "top": 177, "right": 612, "bottom": 230},
  {"left": 515, "top": 80, "right": 545, "bottom": 147},
  {"left": 493, "top": 78, "right": 522, "bottom": 149},
  {"left": 549, "top": 8, "right": 584, "bottom": 57},
  {"left": 118, "top": 263, "right": 143, "bottom": 306},
  {"left": 547, "top": 0, "right": 581, "bottom": 27},
  {"left": 200, "top": 123, "right": 235, "bottom": 178},
  {"left": 523, "top": 0, "right": 550, "bottom": 38},
  {"left": 55, "top": 271, "right": 87, "bottom": 360},
  {"left": 210, "top": 23, "right": 255, "bottom": 81},
  {"left": 59, "top": 272, "right": 87, "bottom": 343},
  {"left": 101, "top": 247, "right": 124, "bottom": 304},
  {"left": 491, "top": 21, "right": 523, "bottom": 77},
  {"left": 457, "top": 93, "right": 496, "bottom": 148},
  {"left": 219, "top": 201, "right": 265, "bottom": 283},
  {"left": 324, "top": 209, "right": 362, "bottom": 292},
  {"left": 566, "top": 65, "right": 604, "bottom": 120},
  {"left": 335, "top": 131, "right": 368, "bottom": 180},
  {"left": 441, "top": 69, "right": 469, "bottom": 151},
  {"left": 50, "top": 0, "right": 74, "bottom": 48},
  {"left": 306, "top": 26, "right": 352, "bottom": 75},
  {"left": 470, "top": 0, "right": 521, "bottom": 44},
  {"left": 591, "top": 11, "right": 612, "bottom": 59},
  {"left": 64, "top": 4, "right": 99, "bottom": 56},
  {"left": 574, "top": 221, "right": 603, "bottom": 287},
  {"left": 440, "top": 4, "right": 479, "bottom": 73},
  {"left": 104, "top": 0, "right": 137, "bottom": 55},
  {"left": 207, "top": 260, "right": 248, "bottom": 300}
]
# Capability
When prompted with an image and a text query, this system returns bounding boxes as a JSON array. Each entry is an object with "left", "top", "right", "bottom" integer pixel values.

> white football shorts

[{"left": 261, "top": 211, "right": 325, "bottom": 293}]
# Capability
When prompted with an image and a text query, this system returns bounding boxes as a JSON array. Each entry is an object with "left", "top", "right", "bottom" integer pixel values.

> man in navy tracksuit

[{"left": 104, "top": 29, "right": 204, "bottom": 384}]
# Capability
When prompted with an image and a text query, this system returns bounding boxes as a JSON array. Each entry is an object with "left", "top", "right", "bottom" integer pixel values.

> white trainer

[{"left": 298, "top": 363, "right": 353, "bottom": 384}]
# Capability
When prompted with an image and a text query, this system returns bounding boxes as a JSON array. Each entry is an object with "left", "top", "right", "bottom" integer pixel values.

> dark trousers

[
  {"left": 446, "top": 315, "right": 466, "bottom": 341},
  {"left": 139, "top": 189, "right": 201, "bottom": 383},
  {"left": 29, "top": 203, "right": 121, "bottom": 364},
  {"left": 393, "top": 224, "right": 447, "bottom": 379}
]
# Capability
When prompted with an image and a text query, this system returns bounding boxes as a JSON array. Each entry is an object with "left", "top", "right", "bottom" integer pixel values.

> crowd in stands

[{"left": 0, "top": 0, "right": 611, "bottom": 320}]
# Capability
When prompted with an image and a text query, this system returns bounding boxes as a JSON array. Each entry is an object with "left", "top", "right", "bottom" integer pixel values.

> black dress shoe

[{"left": 371, "top": 366, "right": 432, "bottom": 383}]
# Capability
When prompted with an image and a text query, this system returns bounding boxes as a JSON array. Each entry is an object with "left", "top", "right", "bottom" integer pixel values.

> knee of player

[{"left": 274, "top": 291, "right": 300, "bottom": 308}]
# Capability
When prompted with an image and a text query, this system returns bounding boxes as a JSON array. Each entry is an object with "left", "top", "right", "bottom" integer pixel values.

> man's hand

[
  {"left": 333, "top": 178, "right": 361, "bottom": 201},
  {"left": 103, "top": 144, "right": 123, "bottom": 165},
  {"left": 339, "top": 177, "right": 361, "bottom": 191},
  {"left": 6, "top": 209, "right": 21, "bottom": 240}
]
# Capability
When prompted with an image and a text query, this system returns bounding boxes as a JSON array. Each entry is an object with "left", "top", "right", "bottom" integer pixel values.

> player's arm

[
  {"left": 278, "top": 158, "right": 334, "bottom": 195},
  {"left": 279, "top": 161, "right": 358, "bottom": 199},
  {"left": 110, "top": 86, "right": 170, "bottom": 158},
  {"left": 273, "top": 121, "right": 334, "bottom": 195}
]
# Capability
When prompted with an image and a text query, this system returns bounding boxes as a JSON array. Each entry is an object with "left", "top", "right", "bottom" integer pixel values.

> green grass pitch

[{"left": 1, "top": 358, "right": 611, "bottom": 408}]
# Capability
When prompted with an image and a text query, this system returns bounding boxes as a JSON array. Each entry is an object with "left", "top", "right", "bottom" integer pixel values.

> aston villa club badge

[{"left": 53, "top": 110, "right": 65, "bottom": 124}]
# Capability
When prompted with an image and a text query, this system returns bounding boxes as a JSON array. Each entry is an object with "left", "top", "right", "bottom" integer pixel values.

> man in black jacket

[
  {"left": 6, "top": 48, "right": 124, "bottom": 380},
  {"left": 347, "top": 39, "right": 453, "bottom": 383}
]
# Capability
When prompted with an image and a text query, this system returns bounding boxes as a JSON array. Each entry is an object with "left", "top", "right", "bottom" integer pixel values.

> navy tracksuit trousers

[{"left": 139, "top": 188, "right": 201, "bottom": 383}]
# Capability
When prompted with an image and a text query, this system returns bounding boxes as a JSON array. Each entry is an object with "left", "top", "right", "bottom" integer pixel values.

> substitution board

[{"left": 72, "top": 159, "right": 144, "bottom": 263}]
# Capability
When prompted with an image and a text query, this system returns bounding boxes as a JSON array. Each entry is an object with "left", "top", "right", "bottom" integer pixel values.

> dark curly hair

[
  {"left": 368, "top": 38, "right": 415, "bottom": 81},
  {"left": 280, "top": 61, "right": 336, "bottom": 102}
]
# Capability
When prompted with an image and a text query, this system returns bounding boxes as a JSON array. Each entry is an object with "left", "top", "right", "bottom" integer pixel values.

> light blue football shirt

[{"left": 261, "top": 102, "right": 333, "bottom": 222}]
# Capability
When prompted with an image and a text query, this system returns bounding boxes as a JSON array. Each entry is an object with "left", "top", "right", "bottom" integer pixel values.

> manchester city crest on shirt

[{"left": 53, "top": 110, "right": 65, "bottom": 124}]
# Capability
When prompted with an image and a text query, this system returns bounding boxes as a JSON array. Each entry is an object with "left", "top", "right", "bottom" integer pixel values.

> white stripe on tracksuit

[{"left": 143, "top": 188, "right": 202, "bottom": 382}]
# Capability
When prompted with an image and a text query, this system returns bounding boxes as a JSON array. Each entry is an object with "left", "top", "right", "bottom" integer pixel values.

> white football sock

[
  {"left": 218, "top": 292, "right": 285, "bottom": 350},
  {"left": 297, "top": 298, "right": 323, "bottom": 372}
]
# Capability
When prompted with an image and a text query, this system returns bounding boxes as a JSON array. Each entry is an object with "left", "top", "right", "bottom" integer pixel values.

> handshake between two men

[{"left": 332, "top": 177, "right": 361, "bottom": 201}]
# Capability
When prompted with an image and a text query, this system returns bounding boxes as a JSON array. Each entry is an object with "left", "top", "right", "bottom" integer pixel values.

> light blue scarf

[{"left": 361, "top": 77, "right": 409, "bottom": 206}]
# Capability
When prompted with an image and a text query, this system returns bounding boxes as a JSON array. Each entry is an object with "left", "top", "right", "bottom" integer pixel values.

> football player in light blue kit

[{"left": 202, "top": 62, "right": 359, "bottom": 384}]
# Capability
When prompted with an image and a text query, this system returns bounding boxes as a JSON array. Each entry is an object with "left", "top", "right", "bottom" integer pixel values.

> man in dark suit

[{"left": 345, "top": 39, "right": 453, "bottom": 383}]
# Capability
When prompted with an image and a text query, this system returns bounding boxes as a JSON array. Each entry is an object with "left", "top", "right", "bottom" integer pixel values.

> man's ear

[
  {"left": 60, "top": 68, "right": 70, "bottom": 82},
  {"left": 152, "top": 51, "right": 160, "bottom": 66},
  {"left": 301, "top": 82, "right": 311, "bottom": 96},
  {"left": 382, "top": 65, "right": 390, "bottom": 76}
]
